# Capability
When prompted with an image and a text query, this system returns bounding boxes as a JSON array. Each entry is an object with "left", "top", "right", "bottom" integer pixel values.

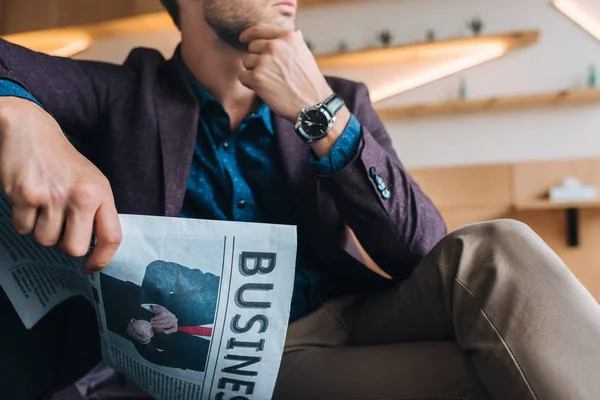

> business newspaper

[{"left": 0, "top": 193, "right": 297, "bottom": 400}]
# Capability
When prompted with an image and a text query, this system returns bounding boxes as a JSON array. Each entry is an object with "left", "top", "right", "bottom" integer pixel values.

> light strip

[
  {"left": 552, "top": 0, "right": 600, "bottom": 41},
  {"left": 3, "top": 30, "right": 92, "bottom": 57},
  {"left": 369, "top": 43, "right": 508, "bottom": 102},
  {"left": 1, "top": 12, "right": 174, "bottom": 58}
]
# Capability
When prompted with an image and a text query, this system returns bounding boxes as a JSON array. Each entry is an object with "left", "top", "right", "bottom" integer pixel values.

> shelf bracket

[{"left": 566, "top": 208, "right": 579, "bottom": 247}]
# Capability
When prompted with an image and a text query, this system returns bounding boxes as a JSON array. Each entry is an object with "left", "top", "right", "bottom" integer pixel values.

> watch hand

[{"left": 305, "top": 121, "right": 314, "bottom": 126}]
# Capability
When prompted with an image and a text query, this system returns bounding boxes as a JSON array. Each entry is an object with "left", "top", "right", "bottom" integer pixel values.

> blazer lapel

[{"left": 155, "top": 57, "right": 199, "bottom": 217}]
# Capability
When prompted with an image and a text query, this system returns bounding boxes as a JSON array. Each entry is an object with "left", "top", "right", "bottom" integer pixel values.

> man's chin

[
  {"left": 212, "top": 28, "right": 250, "bottom": 52},
  {"left": 273, "top": 16, "right": 296, "bottom": 30}
]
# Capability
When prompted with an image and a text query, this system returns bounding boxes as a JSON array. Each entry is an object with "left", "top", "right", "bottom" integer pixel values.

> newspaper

[{"left": 0, "top": 194, "right": 297, "bottom": 400}]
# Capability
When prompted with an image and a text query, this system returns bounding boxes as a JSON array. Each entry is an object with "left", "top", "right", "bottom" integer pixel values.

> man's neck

[{"left": 180, "top": 35, "right": 258, "bottom": 130}]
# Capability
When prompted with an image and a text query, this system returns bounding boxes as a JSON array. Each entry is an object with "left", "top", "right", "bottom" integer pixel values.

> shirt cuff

[
  {"left": 310, "top": 114, "right": 362, "bottom": 175},
  {"left": 0, "top": 79, "right": 41, "bottom": 106}
]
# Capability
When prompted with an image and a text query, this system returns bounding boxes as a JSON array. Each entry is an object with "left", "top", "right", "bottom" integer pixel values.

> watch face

[{"left": 301, "top": 108, "right": 330, "bottom": 138}]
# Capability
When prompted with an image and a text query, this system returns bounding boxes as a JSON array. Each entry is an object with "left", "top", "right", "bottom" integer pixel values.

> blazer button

[
  {"left": 238, "top": 200, "right": 246, "bottom": 209},
  {"left": 381, "top": 189, "right": 391, "bottom": 199},
  {"left": 377, "top": 182, "right": 387, "bottom": 191},
  {"left": 369, "top": 167, "right": 377, "bottom": 178}
]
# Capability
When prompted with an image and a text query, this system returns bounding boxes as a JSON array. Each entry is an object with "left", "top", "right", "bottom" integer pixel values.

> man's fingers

[
  {"left": 151, "top": 305, "right": 166, "bottom": 314},
  {"left": 59, "top": 207, "right": 95, "bottom": 257},
  {"left": 152, "top": 319, "right": 176, "bottom": 329},
  {"left": 239, "top": 70, "right": 258, "bottom": 90},
  {"left": 33, "top": 206, "right": 65, "bottom": 247},
  {"left": 152, "top": 322, "right": 173, "bottom": 330},
  {"left": 239, "top": 24, "right": 290, "bottom": 42},
  {"left": 247, "top": 39, "right": 270, "bottom": 54},
  {"left": 151, "top": 314, "right": 172, "bottom": 324},
  {"left": 164, "top": 326, "right": 178, "bottom": 334},
  {"left": 242, "top": 54, "right": 261, "bottom": 70},
  {"left": 11, "top": 203, "right": 38, "bottom": 235},
  {"left": 84, "top": 201, "right": 121, "bottom": 272}
]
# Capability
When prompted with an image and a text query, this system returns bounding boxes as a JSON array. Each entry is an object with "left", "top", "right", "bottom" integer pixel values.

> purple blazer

[{"left": 0, "top": 39, "right": 446, "bottom": 395}]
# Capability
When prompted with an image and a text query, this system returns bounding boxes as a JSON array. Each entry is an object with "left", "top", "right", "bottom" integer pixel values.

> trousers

[
  {"left": 50, "top": 220, "right": 600, "bottom": 400},
  {"left": 274, "top": 220, "right": 600, "bottom": 400}
]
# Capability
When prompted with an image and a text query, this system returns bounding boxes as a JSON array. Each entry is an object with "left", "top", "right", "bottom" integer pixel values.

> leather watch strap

[{"left": 322, "top": 93, "right": 345, "bottom": 116}]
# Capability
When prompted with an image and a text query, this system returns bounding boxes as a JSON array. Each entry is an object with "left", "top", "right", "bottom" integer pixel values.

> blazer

[
  {"left": 133, "top": 330, "right": 210, "bottom": 372},
  {"left": 0, "top": 39, "right": 447, "bottom": 395},
  {"left": 140, "top": 260, "right": 219, "bottom": 327}
]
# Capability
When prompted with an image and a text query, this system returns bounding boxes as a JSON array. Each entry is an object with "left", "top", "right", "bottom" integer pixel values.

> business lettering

[{"left": 214, "top": 252, "right": 277, "bottom": 400}]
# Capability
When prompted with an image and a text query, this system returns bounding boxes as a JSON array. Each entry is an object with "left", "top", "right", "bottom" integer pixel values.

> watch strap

[{"left": 322, "top": 93, "right": 345, "bottom": 116}]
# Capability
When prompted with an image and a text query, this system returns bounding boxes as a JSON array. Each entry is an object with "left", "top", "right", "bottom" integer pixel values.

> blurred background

[{"left": 2, "top": 0, "right": 600, "bottom": 298}]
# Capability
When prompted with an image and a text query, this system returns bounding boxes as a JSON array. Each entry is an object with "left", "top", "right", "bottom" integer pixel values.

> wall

[{"left": 296, "top": 0, "right": 600, "bottom": 168}]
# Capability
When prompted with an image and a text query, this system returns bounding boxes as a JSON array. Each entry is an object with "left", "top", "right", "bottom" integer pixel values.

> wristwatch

[{"left": 294, "top": 93, "right": 345, "bottom": 144}]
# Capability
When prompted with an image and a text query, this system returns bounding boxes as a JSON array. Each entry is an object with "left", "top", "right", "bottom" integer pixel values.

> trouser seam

[{"left": 453, "top": 277, "right": 539, "bottom": 400}]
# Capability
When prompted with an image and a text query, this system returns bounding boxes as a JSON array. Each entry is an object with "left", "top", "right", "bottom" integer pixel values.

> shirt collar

[{"left": 178, "top": 55, "right": 274, "bottom": 135}]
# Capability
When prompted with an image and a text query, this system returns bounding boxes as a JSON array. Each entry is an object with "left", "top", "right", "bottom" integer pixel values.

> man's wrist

[
  {"left": 0, "top": 97, "right": 22, "bottom": 137},
  {"left": 310, "top": 106, "right": 351, "bottom": 159},
  {"left": 287, "top": 84, "right": 334, "bottom": 123},
  {"left": 0, "top": 97, "right": 39, "bottom": 139}
]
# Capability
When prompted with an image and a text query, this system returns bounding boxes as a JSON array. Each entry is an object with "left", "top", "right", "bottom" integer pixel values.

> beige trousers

[{"left": 274, "top": 220, "right": 600, "bottom": 400}]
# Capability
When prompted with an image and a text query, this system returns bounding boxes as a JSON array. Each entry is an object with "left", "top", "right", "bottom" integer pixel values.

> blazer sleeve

[
  {"left": 0, "top": 39, "right": 135, "bottom": 143},
  {"left": 321, "top": 82, "right": 447, "bottom": 280}
]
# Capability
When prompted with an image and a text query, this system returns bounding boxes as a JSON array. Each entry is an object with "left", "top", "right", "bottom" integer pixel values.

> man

[
  {"left": 0, "top": 0, "right": 599, "bottom": 399},
  {"left": 100, "top": 261, "right": 219, "bottom": 372}
]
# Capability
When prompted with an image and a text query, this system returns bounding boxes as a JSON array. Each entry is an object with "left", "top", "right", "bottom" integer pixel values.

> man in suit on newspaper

[{"left": 100, "top": 260, "right": 220, "bottom": 372}]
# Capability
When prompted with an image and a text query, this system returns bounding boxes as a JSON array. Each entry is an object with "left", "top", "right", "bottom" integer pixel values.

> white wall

[
  {"left": 75, "top": 0, "right": 600, "bottom": 169},
  {"left": 296, "top": 0, "right": 600, "bottom": 168}
]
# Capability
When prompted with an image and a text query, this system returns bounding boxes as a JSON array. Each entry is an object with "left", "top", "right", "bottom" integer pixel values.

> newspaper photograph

[{"left": 92, "top": 214, "right": 297, "bottom": 400}]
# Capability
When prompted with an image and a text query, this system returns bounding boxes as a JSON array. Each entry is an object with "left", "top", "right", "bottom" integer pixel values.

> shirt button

[
  {"left": 222, "top": 142, "right": 230, "bottom": 150},
  {"left": 237, "top": 200, "right": 246, "bottom": 209}
]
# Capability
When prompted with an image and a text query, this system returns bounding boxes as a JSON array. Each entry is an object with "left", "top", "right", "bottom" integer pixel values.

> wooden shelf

[
  {"left": 376, "top": 87, "right": 600, "bottom": 120},
  {"left": 514, "top": 200, "right": 600, "bottom": 211},
  {"left": 514, "top": 199, "right": 600, "bottom": 247},
  {"left": 315, "top": 30, "right": 539, "bottom": 70}
]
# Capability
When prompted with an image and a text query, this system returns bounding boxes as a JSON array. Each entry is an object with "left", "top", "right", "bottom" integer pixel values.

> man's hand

[
  {"left": 238, "top": 24, "right": 352, "bottom": 158},
  {"left": 0, "top": 97, "right": 121, "bottom": 272},
  {"left": 126, "top": 318, "right": 154, "bottom": 343},
  {"left": 238, "top": 23, "right": 333, "bottom": 123},
  {"left": 150, "top": 305, "right": 178, "bottom": 334}
]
